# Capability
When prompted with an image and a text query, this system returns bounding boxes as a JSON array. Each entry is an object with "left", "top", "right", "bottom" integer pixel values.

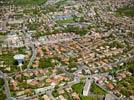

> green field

[
  {"left": 0, "top": 53, "right": 18, "bottom": 72},
  {"left": 116, "top": 6, "right": 134, "bottom": 17},
  {"left": 56, "top": 18, "right": 74, "bottom": 25},
  {"left": 71, "top": 82, "right": 84, "bottom": 94},
  {"left": 39, "top": 57, "right": 62, "bottom": 68},
  {"left": 81, "top": 96, "right": 101, "bottom": 100},
  {"left": 90, "top": 82, "right": 106, "bottom": 95},
  {"left": 55, "top": 0, "right": 68, "bottom": 7},
  {"left": 63, "top": 26, "right": 89, "bottom": 36},
  {"left": 13, "top": 0, "right": 47, "bottom": 5}
]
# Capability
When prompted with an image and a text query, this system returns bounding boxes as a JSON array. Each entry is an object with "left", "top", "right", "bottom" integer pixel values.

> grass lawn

[
  {"left": 13, "top": 0, "right": 47, "bottom": 5},
  {"left": 39, "top": 58, "right": 53, "bottom": 68},
  {"left": 0, "top": 53, "right": 18, "bottom": 72},
  {"left": 18, "top": 47, "right": 27, "bottom": 54},
  {"left": 55, "top": 0, "right": 67, "bottom": 6},
  {"left": 39, "top": 57, "right": 58, "bottom": 68},
  {"left": 81, "top": 96, "right": 102, "bottom": 100},
  {"left": 71, "top": 82, "right": 84, "bottom": 94},
  {"left": 90, "top": 82, "right": 106, "bottom": 95},
  {"left": 52, "top": 90, "right": 59, "bottom": 97},
  {"left": 63, "top": 26, "right": 89, "bottom": 36},
  {"left": 116, "top": 6, "right": 134, "bottom": 17},
  {"left": 39, "top": 57, "right": 63, "bottom": 68},
  {"left": 56, "top": 18, "right": 74, "bottom": 25}
]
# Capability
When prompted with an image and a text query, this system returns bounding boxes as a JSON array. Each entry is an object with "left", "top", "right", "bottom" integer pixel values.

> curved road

[{"left": 0, "top": 71, "right": 14, "bottom": 100}]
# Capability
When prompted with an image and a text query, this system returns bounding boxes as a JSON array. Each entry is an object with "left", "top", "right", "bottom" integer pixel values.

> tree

[
  {"left": 39, "top": 58, "right": 54, "bottom": 68},
  {"left": 128, "top": 62, "right": 134, "bottom": 74},
  {"left": 68, "top": 61, "right": 77, "bottom": 68},
  {"left": 120, "top": 88, "right": 130, "bottom": 97},
  {"left": 68, "top": 57, "right": 77, "bottom": 68},
  {"left": 0, "top": 78, "right": 4, "bottom": 88}
]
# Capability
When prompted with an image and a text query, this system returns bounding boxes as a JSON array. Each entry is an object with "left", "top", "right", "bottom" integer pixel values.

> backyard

[{"left": 116, "top": 76, "right": 134, "bottom": 97}]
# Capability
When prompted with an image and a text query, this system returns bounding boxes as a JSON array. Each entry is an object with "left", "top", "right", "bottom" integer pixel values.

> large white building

[
  {"left": 35, "top": 85, "right": 55, "bottom": 94},
  {"left": 83, "top": 79, "right": 92, "bottom": 96}
]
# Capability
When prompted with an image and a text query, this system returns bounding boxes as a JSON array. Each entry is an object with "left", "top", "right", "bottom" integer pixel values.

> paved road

[
  {"left": 21, "top": 55, "right": 134, "bottom": 99},
  {"left": 46, "top": 90, "right": 56, "bottom": 100},
  {"left": 56, "top": 66, "right": 74, "bottom": 78},
  {"left": 27, "top": 38, "right": 37, "bottom": 70},
  {"left": 21, "top": 27, "right": 37, "bottom": 70},
  {"left": 0, "top": 71, "right": 13, "bottom": 100}
]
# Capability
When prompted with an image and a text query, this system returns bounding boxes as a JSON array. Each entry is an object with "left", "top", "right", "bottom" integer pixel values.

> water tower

[{"left": 14, "top": 54, "right": 25, "bottom": 71}]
